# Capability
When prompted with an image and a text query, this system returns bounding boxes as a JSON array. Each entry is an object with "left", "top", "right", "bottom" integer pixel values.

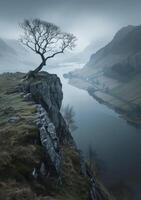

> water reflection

[{"left": 48, "top": 65, "right": 141, "bottom": 199}]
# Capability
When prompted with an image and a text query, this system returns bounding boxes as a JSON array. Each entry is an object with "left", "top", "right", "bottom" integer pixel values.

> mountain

[
  {"left": 67, "top": 25, "right": 141, "bottom": 80},
  {"left": 78, "top": 38, "right": 109, "bottom": 63},
  {"left": 0, "top": 38, "right": 16, "bottom": 56},
  {"left": 64, "top": 25, "right": 141, "bottom": 125},
  {"left": 0, "top": 38, "right": 38, "bottom": 73},
  {"left": 0, "top": 37, "right": 87, "bottom": 72},
  {"left": 0, "top": 36, "right": 107, "bottom": 73},
  {"left": 84, "top": 25, "right": 141, "bottom": 79},
  {"left": 60, "top": 38, "right": 108, "bottom": 65}
]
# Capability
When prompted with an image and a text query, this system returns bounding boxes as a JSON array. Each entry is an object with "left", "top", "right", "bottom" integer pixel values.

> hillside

[
  {"left": 0, "top": 72, "right": 115, "bottom": 200},
  {"left": 0, "top": 38, "right": 16, "bottom": 56},
  {"left": 64, "top": 25, "right": 141, "bottom": 125},
  {"left": 0, "top": 38, "right": 38, "bottom": 73}
]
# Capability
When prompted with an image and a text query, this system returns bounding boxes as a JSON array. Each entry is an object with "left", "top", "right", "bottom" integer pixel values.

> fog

[{"left": 0, "top": 0, "right": 141, "bottom": 51}]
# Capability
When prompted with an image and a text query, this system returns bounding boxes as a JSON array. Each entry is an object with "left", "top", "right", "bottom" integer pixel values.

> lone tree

[{"left": 20, "top": 19, "right": 76, "bottom": 76}]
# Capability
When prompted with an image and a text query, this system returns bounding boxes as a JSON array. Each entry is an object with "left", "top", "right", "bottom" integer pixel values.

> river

[{"left": 49, "top": 65, "right": 141, "bottom": 199}]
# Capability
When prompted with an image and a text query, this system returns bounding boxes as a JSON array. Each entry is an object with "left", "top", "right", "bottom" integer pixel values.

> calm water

[{"left": 48, "top": 65, "right": 141, "bottom": 199}]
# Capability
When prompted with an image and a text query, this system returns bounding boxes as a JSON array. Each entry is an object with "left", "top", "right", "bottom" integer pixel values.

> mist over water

[
  {"left": 1, "top": 0, "right": 141, "bottom": 199},
  {"left": 48, "top": 65, "right": 141, "bottom": 199}
]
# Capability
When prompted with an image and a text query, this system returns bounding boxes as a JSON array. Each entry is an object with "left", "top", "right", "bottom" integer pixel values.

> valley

[{"left": 64, "top": 25, "right": 141, "bottom": 125}]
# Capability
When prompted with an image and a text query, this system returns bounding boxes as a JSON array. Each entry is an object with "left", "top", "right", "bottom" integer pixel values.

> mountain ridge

[
  {"left": 85, "top": 24, "right": 141, "bottom": 76},
  {"left": 64, "top": 25, "right": 141, "bottom": 125},
  {"left": 0, "top": 37, "right": 38, "bottom": 73}
]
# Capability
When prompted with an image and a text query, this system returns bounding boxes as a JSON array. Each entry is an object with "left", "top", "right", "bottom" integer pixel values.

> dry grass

[
  {"left": 0, "top": 73, "right": 90, "bottom": 200},
  {"left": 58, "top": 145, "right": 89, "bottom": 200},
  {"left": 0, "top": 73, "right": 44, "bottom": 199},
  {"left": 0, "top": 73, "right": 115, "bottom": 200}
]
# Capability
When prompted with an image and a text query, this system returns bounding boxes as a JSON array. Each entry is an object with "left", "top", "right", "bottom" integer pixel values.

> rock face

[
  {"left": 21, "top": 71, "right": 113, "bottom": 200},
  {"left": 0, "top": 72, "right": 115, "bottom": 200},
  {"left": 22, "top": 72, "right": 75, "bottom": 178},
  {"left": 35, "top": 104, "right": 62, "bottom": 176},
  {"left": 24, "top": 72, "right": 74, "bottom": 145}
]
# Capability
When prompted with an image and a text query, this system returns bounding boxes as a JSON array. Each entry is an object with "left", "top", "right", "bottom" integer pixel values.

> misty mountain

[
  {"left": 0, "top": 38, "right": 16, "bottom": 57},
  {"left": 60, "top": 39, "right": 107, "bottom": 65},
  {"left": 0, "top": 38, "right": 38, "bottom": 73},
  {"left": 79, "top": 38, "right": 108, "bottom": 62},
  {"left": 64, "top": 25, "right": 141, "bottom": 124},
  {"left": 0, "top": 37, "right": 89, "bottom": 73},
  {"left": 85, "top": 25, "right": 141, "bottom": 79}
]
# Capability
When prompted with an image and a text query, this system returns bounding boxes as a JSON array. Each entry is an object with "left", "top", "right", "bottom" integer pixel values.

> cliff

[{"left": 0, "top": 72, "right": 114, "bottom": 200}]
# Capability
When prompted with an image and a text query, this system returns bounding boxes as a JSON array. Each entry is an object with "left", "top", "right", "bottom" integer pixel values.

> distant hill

[
  {"left": 0, "top": 38, "right": 16, "bottom": 57},
  {"left": 64, "top": 25, "right": 141, "bottom": 124},
  {"left": 84, "top": 25, "right": 141, "bottom": 79},
  {"left": 0, "top": 37, "right": 87, "bottom": 72},
  {"left": 61, "top": 38, "right": 107, "bottom": 64},
  {"left": 0, "top": 38, "right": 38, "bottom": 73}
]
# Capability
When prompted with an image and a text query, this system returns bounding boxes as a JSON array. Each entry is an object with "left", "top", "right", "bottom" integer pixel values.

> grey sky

[{"left": 0, "top": 0, "right": 141, "bottom": 51}]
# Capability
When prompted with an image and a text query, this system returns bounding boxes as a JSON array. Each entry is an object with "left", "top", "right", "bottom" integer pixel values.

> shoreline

[{"left": 66, "top": 76, "right": 141, "bottom": 128}]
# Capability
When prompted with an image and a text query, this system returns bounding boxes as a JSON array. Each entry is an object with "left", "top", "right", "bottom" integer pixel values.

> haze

[{"left": 0, "top": 0, "right": 141, "bottom": 51}]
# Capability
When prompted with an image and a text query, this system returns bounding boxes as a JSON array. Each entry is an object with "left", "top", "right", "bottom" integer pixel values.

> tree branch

[{"left": 20, "top": 18, "right": 77, "bottom": 73}]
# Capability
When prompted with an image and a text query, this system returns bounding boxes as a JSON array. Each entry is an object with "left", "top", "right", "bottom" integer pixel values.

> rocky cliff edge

[{"left": 0, "top": 72, "right": 114, "bottom": 200}]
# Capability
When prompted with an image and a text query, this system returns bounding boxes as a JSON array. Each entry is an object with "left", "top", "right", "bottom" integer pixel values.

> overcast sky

[{"left": 0, "top": 0, "right": 141, "bottom": 51}]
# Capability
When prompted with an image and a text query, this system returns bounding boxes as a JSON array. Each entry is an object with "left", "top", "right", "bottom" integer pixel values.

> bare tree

[
  {"left": 61, "top": 105, "right": 77, "bottom": 132},
  {"left": 19, "top": 19, "right": 76, "bottom": 76}
]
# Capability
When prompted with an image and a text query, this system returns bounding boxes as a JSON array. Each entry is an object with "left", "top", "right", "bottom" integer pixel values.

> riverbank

[
  {"left": 64, "top": 74, "right": 141, "bottom": 127},
  {"left": 48, "top": 66, "right": 141, "bottom": 200}
]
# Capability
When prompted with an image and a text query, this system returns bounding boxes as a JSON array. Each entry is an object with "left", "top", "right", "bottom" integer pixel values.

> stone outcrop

[
  {"left": 21, "top": 71, "right": 113, "bottom": 200},
  {"left": 23, "top": 72, "right": 74, "bottom": 145},
  {"left": 0, "top": 72, "right": 115, "bottom": 200},
  {"left": 22, "top": 72, "right": 75, "bottom": 179},
  {"left": 35, "top": 104, "right": 62, "bottom": 176}
]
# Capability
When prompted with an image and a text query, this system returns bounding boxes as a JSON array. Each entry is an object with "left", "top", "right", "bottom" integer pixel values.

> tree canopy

[{"left": 20, "top": 19, "right": 77, "bottom": 74}]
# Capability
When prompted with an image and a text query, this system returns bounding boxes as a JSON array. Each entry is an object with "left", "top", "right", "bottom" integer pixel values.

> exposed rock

[
  {"left": 21, "top": 72, "right": 74, "bottom": 179},
  {"left": 24, "top": 71, "right": 74, "bottom": 145},
  {"left": 36, "top": 104, "right": 61, "bottom": 175},
  {"left": 8, "top": 115, "right": 21, "bottom": 123},
  {"left": 90, "top": 178, "right": 97, "bottom": 200},
  {"left": 19, "top": 71, "right": 113, "bottom": 200},
  {"left": 1, "top": 72, "right": 114, "bottom": 200}
]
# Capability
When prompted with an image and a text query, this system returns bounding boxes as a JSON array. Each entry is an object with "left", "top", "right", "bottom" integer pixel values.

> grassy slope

[
  {"left": 0, "top": 73, "right": 90, "bottom": 200},
  {"left": 0, "top": 73, "right": 43, "bottom": 199},
  {"left": 0, "top": 73, "right": 116, "bottom": 200}
]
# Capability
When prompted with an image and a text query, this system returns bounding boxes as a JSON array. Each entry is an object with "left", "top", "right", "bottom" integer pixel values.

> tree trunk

[
  {"left": 25, "top": 54, "right": 46, "bottom": 79},
  {"left": 25, "top": 61, "right": 46, "bottom": 79},
  {"left": 33, "top": 61, "right": 45, "bottom": 74}
]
